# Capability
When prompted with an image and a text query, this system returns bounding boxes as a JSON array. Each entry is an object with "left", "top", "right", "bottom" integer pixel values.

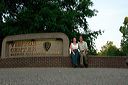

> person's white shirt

[
  {"left": 69, "top": 43, "right": 80, "bottom": 54},
  {"left": 71, "top": 43, "right": 78, "bottom": 49}
]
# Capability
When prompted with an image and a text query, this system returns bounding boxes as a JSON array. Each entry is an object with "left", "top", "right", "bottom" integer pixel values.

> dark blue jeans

[{"left": 71, "top": 49, "right": 79, "bottom": 65}]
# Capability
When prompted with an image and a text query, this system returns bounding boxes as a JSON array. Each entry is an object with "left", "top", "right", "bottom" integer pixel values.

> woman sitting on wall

[{"left": 69, "top": 37, "right": 79, "bottom": 68}]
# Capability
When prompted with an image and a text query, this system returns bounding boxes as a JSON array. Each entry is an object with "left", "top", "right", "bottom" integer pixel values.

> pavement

[{"left": 0, "top": 68, "right": 128, "bottom": 85}]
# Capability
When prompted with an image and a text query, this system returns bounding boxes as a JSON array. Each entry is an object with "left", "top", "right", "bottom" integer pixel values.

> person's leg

[
  {"left": 83, "top": 53, "right": 88, "bottom": 67},
  {"left": 73, "top": 55, "right": 77, "bottom": 67},
  {"left": 75, "top": 51, "right": 79, "bottom": 66},
  {"left": 71, "top": 53, "right": 79, "bottom": 68},
  {"left": 77, "top": 52, "right": 80, "bottom": 66},
  {"left": 80, "top": 52, "right": 84, "bottom": 66},
  {"left": 71, "top": 53, "right": 75, "bottom": 66}
]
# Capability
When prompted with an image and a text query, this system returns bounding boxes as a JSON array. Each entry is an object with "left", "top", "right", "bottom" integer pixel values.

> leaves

[
  {"left": 0, "top": 0, "right": 102, "bottom": 54},
  {"left": 98, "top": 41, "right": 123, "bottom": 56},
  {"left": 120, "top": 16, "right": 128, "bottom": 55}
]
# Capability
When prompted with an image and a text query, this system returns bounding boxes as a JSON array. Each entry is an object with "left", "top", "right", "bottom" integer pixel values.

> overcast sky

[{"left": 87, "top": 0, "right": 128, "bottom": 51}]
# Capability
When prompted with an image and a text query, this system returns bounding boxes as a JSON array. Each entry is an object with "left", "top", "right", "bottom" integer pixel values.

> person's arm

[
  {"left": 70, "top": 43, "right": 75, "bottom": 54},
  {"left": 77, "top": 43, "right": 80, "bottom": 52},
  {"left": 84, "top": 42, "right": 88, "bottom": 53},
  {"left": 70, "top": 43, "right": 73, "bottom": 51},
  {"left": 69, "top": 43, "right": 72, "bottom": 54}
]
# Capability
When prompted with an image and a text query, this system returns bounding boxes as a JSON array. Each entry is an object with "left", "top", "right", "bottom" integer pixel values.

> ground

[{"left": 0, "top": 68, "right": 128, "bottom": 85}]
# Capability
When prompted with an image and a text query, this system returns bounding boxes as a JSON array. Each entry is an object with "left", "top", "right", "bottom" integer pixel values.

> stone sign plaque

[
  {"left": 1, "top": 33, "right": 69, "bottom": 58},
  {"left": 8, "top": 39, "right": 62, "bottom": 57}
]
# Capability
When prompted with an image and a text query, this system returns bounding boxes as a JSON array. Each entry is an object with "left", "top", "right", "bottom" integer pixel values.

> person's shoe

[
  {"left": 72, "top": 64, "right": 77, "bottom": 68},
  {"left": 85, "top": 64, "right": 88, "bottom": 68},
  {"left": 80, "top": 64, "right": 84, "bottom": 68},
  {"left": 75, "top": 64, "right": 78, "bottom": 68},
  {"left": 72, "top": 64, "right": 75, "bottom": 68}
]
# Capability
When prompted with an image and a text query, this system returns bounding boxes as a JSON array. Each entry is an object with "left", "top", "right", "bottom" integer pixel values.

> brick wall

[
  {"left": 0, "top": 57, "right": 72, "bottom": 68},
  {"left": 88, "top": 56, "right": 128, "bottom": 68},
  {"left": 0, "top": 56, "right": 128, "bottom": 68}
]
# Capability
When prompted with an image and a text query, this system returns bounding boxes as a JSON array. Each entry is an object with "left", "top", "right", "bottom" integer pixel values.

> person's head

[
  {"left": 79, "top": 35, "right": 83, "bottom": 42},
  {"left": 73, "top": 37, "right": 77, "bottom": 43}
]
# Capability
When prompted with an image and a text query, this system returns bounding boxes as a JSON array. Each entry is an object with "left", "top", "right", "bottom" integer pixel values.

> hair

[
  {"left": 79, "top": 35, "right": 84, "bottom": 40},
  {"left": 79, "top": 35, "right": 83, "bottom": 38},
  {"left": 71, "top": 37, "right": 78, "bottom": 43}
]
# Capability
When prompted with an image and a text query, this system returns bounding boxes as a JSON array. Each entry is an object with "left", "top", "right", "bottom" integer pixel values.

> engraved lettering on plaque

[{"left": 43, "top": 42, "right": 51, "bottom": 51}]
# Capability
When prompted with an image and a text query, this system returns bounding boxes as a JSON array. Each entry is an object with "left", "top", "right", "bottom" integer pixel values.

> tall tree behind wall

[
  {"left": 0, "top": 0, "right": 102, "bottom": 54},
  {"left": 120, "top": 16, "right": 128, "bottom": 55}
]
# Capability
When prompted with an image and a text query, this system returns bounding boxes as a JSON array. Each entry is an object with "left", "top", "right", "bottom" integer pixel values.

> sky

[{"left": 87, "top": 0, "right": 128, "bottom": 51}]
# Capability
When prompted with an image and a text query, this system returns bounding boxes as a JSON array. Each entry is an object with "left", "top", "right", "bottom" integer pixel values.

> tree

[
  {"left": 0, "top": 0, "right": 102, "bottom": 54},
  {"left": 98, "top": 41, "right": 122, "bottom": 56},
  {"left": 120, "top": 16, "right": 128, "bottom": 55}
]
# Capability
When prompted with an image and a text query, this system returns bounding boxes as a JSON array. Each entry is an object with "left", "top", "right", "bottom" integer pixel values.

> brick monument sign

[
  {"left": 1, "top": 33, "right": 69, "bottom": 58},
  {"left": 0, "top": 33, "right": 71, "bottom": 67}
]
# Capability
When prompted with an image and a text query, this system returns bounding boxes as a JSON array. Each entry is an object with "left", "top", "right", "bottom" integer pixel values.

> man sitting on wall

[{"left": 78, "top": 35, "right": 88, "bottom": 68}]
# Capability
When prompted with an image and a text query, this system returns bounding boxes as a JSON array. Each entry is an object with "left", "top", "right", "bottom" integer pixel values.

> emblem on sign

[{"left": 43, "top": 42, "right": 51, "bottom": 51}]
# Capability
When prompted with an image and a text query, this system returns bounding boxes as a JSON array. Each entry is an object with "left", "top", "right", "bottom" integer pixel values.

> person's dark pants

[{"left": 71, "top": 50, "right": 79, "bottom": 66}]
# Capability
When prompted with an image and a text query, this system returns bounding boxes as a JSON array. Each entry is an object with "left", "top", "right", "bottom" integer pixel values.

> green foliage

[
  {"left": 0, "top": 0, "right": 102, "bottom": 54},
  {"left": 120, "top": 16, "right": 128, "bottom": 55},
  {"left": 98, "top": 41, "right": 123, "bottom": 56}
]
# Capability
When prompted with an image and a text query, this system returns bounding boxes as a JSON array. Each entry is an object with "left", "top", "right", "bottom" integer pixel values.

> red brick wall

[
  {"left": 88, "top": 56, "right": 128, "bottom": 68},
  {"left": 0, "top": 56, "right": 127, "bottom": 68},
  {"left": 0, "top": 57, "right": 72, "bottom": 68}
]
